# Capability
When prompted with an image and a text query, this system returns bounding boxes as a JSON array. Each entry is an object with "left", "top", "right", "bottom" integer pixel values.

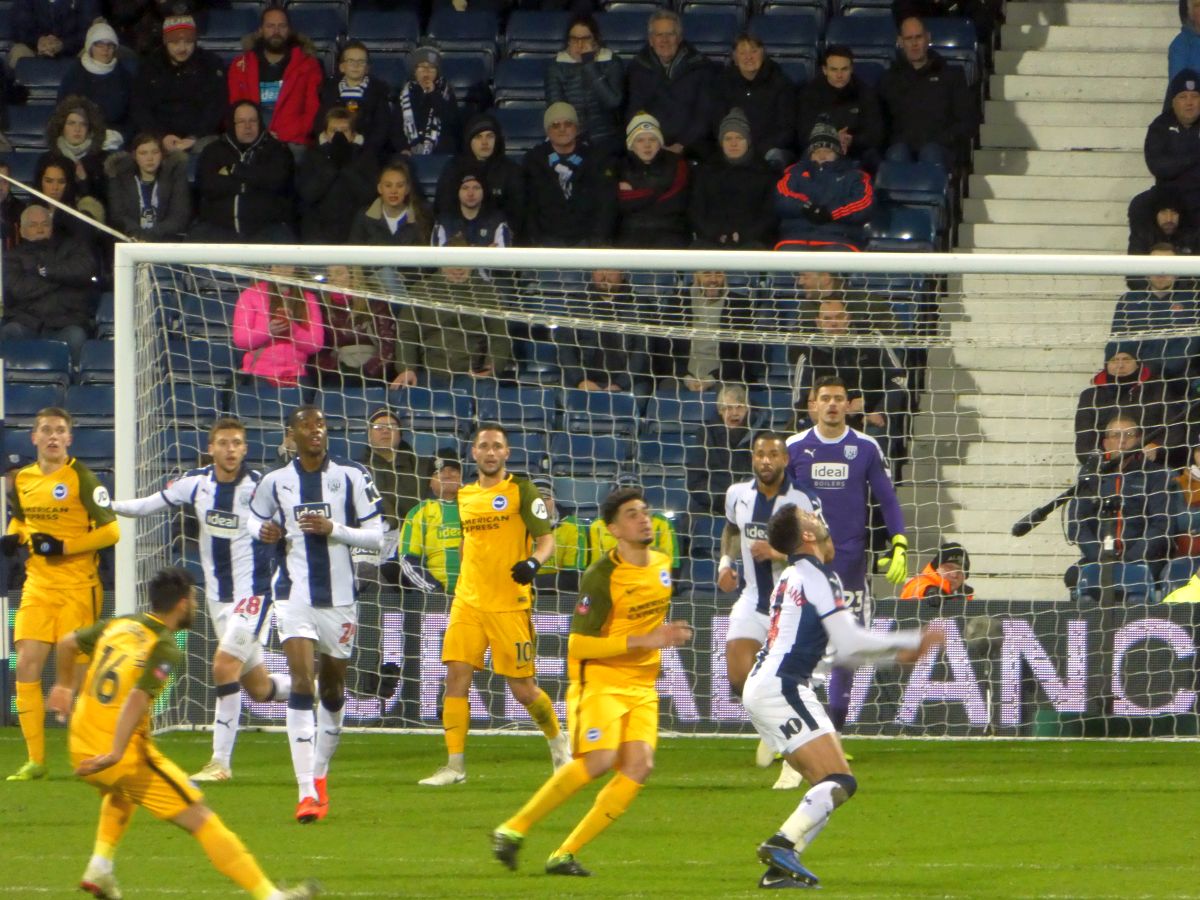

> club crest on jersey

[
  {"left": 153, "top": 661, "right": 172, "bottom": 681},
  {"left": 52, "top": 483, "right": 68, "bottom": 500},
  {"left": 844, "top": 445, "right": 858, "bottom": 460},
  {"left": 326, "top": 478, "right": 342, "bottom": 494},
  {"left": 492, "top": 495, "right": 509, "bottom": 512},
  {"left": 586, "top": 727, "right": 601, "bottom": 742},
  {"left": 576, "top": 595, "right": 591, "bottom": 615},
  {"left": 659, "top": 568, "right": 671, "bottom": 587}
]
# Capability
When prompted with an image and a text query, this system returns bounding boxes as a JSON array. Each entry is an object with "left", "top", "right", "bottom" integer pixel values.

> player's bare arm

[
  {"left": 895, "top": 628, "right": 946, "bottom": 666},
  {"left": 718, "top": 524, "right": 740, "bottom": 592},
  {"left": 630, "top": 620, "right": 694, "bottom": 650},
  {"left": 47, "top": 631, "right": 83, "bottom": 721},
  {"left": 258, "top": 520, "right": 284, "bottom": 543},
  {"left": 76, "top": 688, "right": 152, "bottom": 775},
  {"left": 297, "top": 511, "right": 333, "bottom": 536}
]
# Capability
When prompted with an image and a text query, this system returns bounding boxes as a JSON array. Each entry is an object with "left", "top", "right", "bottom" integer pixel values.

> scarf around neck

[
  {"left": 81, "top": 53, "right": 117, "bottom": 76},
  {"left": 57, "top": 134, "right": 92, "bottom": 162}
]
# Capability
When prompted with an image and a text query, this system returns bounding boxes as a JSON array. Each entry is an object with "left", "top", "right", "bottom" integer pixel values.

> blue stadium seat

[
  {"left": 164, "top": 383, "right": 222, "bottom": 423},
  {"left": 6, "top": 104, "right": 52, "bottom": 150},
  {"left": 562, "top": 389, "right": 639, "bottom": 436},
  {"left": 512, "top": 335, "right": 562, "bottom": 384},
  {"left": 776, "top": 57, "right": 815, "bottom": 85},
  {"left": 163, "top": 426, "right": 207, "bottom": 471},
  {"left": 927, "top": 16, "right": 979, "bottom": 84},
  {"left": 441, "top": 52, "right": 494, "bottom": 110},
  {"left": 3, "top": 339, "right": 72, "bottom": 386},
  {"left": 285, "top": 3, "right": 347, "bottom": 51},
  {"left": 853, "top": 59, "right": 887, "bottom": 88},
  {"left": 242, "top": 427, "right": 286, "bottom": 467},
  {"left": 14, "top": 57, "right": 72, "bottom": 102},
  {"left": 1163, "top": 557, "right": 1196, "bottom": 594},
  {"left": 684, "top": 556, "right": 719, "bottom": 590},
  {"left": 864, "top": 205, "right": 938, "bottom": 252},
  {"left": 6, "top": 150, "right": 40, "bottom": 194},
  {"left": 594, "top": 11, "right": 650, "bottom": 55},
  {"left": 493, "top": 106, "right": 547, "bottom": 154},
  {"left": 0, "top": 1, "right": 12, "bottom": 52},
  {"left": 644, "top": 393, "right": 707, "bottom": 435},
  {"left": 348, "top": 7, "right": 420, "bottom": 52},
  {"left": 476, "top": 385, "right": 560, "bottom": 431},
  {"left": 836, "top": 0, "right": 892, "bottom": 11},
  {"left": 682, "top": 0, "right": 749, "bottom": 21},
  {"left": 70, "top": 428, "right": 115, "bottom": 466},
  {"left": 493, "top": 57, "right": 550, "bottom": 107},
  {"left": 76, "top": 340, "right": 114, "bottom": 385},
  {"left": 404, "top": 429, "right": 462, "bottom": 463},
  {"left": 763, "top": 343, "right": 792, "bottom": 387},
  {"left": 639, "top": 474, "right": 690, "bottom": 516},
  {"left": 637, "top": 431, "right": 699, "bottom": 473},
  {"left": 874, "top": 160, "right": 950, "bottom": 232},
  {"left": 4, "top": 383, "right": 65, "bottom": 423},
  {"left": 1076, "top": 562, "right": 1156, "bottom": 605},
  {"left": 326, "top": 432, "right": 354, "bottom": 460},
  {"left": 602, "top": 0, "right": 663, "bottom": 11},
  {"left": 94, "top": 293, "right": 115, "bottom": 339},
  {"left": 65, "top": 384, "right": 115, "bottom": 426},
  {"left": 229, "top": 385, "right": 308, "bottom": 426},
  {"left": 755, "top": 0, "right": 826, "bottom": 28},
  {"left": 553, "top": 476, "right": 610, "bottom": 514},
  {"left": 505, "top": 10, "right": 571, "bottom": 58},
  {"left": 504, "top": 430, "right": 549, "bottom": 473},
  {"left": 318, "top": 386, "right": 390, "bottom": 431},
  {"left": 166, "top": 339, "right": 239, "bottom": 387},
  {"left": 825, "top": 13, "right": 897, "bottom": 64},
  {"left": 366, "top": 52, "right": 407, "bottom": 92},
  {"left": 201, "top": 7, "right": 261, "bottom": 50},
  {"left": 549, "top": 433, "right": 632, "bottom": 476},
  {"left": 688, "top": 513, "right": 725, "bottom": 554},
  {"left": 408, "top": 153, "right": 452, "bottom": 202},
  {"left": 389, "top": 386, "right": 472, "bottom": 433},
  {"left": 747, "top": 9, "right": 819, "bottom": 63},
  {"left": 748, "top": 385, "right": 794, "bottom": 429},
  {"left": 177, "top": 292, "right": 234, "bottom": 340},
  {"left": 427, "top": 8, "right": 499, "bottom": 57},
  {"left": 681, "top": 10, "right": 741, "bottom": 56}
]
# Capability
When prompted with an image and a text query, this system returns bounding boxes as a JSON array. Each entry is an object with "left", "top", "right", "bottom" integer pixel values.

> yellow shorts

[
  {"left": 73, "top": 741, "right": 203, "bottom": 821},
  {"left": 441, "top": 602, "right": 536, "bottom": 679},
  {"left": 567, "top": 683, "right": 659, "bottom": 754},
  {"left": 14, "top": 584, "right": 101, "bottom": 645}
]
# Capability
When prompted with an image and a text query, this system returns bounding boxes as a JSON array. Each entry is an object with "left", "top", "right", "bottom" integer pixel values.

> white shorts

[
  {"left": 206, "top": 597, "right": 267, "bottom": 672},
  {"left": 726, "top": 594, "right": 770, "bottom": 644},
  {"left": 743, "top": 670, "right": 836, "bottom": 757},
  {"left": 274, "top": 601, "right": 358, "bottom": 659}
]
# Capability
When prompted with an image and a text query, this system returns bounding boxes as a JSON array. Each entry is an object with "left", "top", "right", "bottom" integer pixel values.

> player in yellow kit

[
  {"left": 3, "top": 407, "right": 120, "bottom": 781},
  {"left": 420, "top": 423, "right": 571, "bottom": 786},
  {"left": 47, "top": 566, "right": 320, "bottom": 900},
  {"left": 492, "top": 487, "right": 694, "bottom": 876}
]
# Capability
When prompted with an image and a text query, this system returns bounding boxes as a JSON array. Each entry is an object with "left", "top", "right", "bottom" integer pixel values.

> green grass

[{"left": 1, "top": 730, "right": 1196, "bottom": 898}]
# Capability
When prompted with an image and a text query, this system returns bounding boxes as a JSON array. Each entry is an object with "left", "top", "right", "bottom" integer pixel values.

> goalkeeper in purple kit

[{"left": 786, "top": 376, "right": 908, "bottom": 732}]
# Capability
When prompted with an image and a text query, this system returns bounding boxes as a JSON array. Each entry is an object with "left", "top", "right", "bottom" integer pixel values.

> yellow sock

[
  {"left": 504, "top": 758, "right": 593, "bottom": 835},
  {"left": 524, "top": 689, "right": 561, "bottom": 739},
  {"left": 15, "top": 680, "right": 45, "bottom": 765},
  {"left": 443, "top": 696, "right": 469, "bottom": 756},
  {"left": 94, "top": 794, "right": 135, "bottom": 859},
  {"left": 555, "top": 772, "right": 643, "bottom": 857},
  {"left": 193, "top": 814, "right": 275, "bottom": 899}
]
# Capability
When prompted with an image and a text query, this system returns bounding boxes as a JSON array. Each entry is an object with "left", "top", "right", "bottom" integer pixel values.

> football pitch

[{"left": 0, "top": 731, "right": 1195, "bottom": 899}]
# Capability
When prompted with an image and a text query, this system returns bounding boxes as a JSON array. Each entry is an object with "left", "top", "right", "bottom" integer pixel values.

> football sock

[
  {"left": 286, "top": 694, "right": 317, "bottom": 801},
  {"left": 556, "top": 772, "right": 643, "bottom": 857},
  {"left": 314, "top": 695, "right": 346, "bottom": 780},
  {"left": 443, "top": 696, "right": 469, "bottom": 760},
  {"left": 268, "top": 673, "right": 292, "bottom": 703},
  {"left": 780, "top": 775, "right": 857, "bottom": 851},
  {"left": 524, "top": 689, "right": 562, "bottom": 740},
  {"left": 504, "top": 758, "right": 593, "bottom": 835},
  {"left": 211, "top": 683, "right": 241, "bottom": 768},
  {"left": 15, "top": 680, "right": 45, "bottom": 765},
  {"left": 193, "top": 814, "right": 276, "bottom": 899},
  {"left": 91, "top": 793, "right": 135, "bottom": 872}
]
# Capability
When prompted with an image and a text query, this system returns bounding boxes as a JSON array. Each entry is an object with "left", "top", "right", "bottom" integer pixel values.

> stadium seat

[
  {"left": 639, "top": 474, "right": 690, "bottom": 516},
  {"left": 284, "top": 3, "right": 348, "bottom": 51},
  {"left": 836, "top": 0, "right": 892, "bottom": 11},
  {"left": 318, "top": 386, "right": 390, "bottom": 430},
  {"left": 427, "top": 8, "right": 499, "bottom": 58},
  {"left": 4, "top": 382, "right": 65, "bottom": 424},
  {"left": 594, "top": 11, "right": 651, "bottom": 55},
  {"left": 755, "top": 0, "right": 826, "bottom": 28},
  {"left": 70, "top": 427, "right": 115, "bottom": 466},
  {"left": 493, "top": 106, "right": 547, "bottom": 154},
  {"left": 681, "top": 10, "right": 741, "bottom": 57},
  {"left": 688, "top": 513, "right": 726, "bottom": 554},
  {"left": 3, "top": 339, "right": 72, "bottom": 386},
  {"left": 825, "top": 13, "right": 897, "bottom": 65},
  {"left": 553, "top": 476, "right": 610, "bottom": 515},
  {"left": 1163, "top": 557, "right": 1197, "bottom": 594},
  {"left": 681, "top": 0, "right": 749, "bottom": 20},
  {"left": 6, "top": 104, "right": 52, "bottom": 150},
  {"left": 408, "top": 153, "right": 451, "bottom": 202},
  {"left": 176, "top": 292, "right": 234, "bottom": 340},
  {"left": 389, "top": 386, "right": 472, "bottom": 434},
  {"left": 518, "top": 269, "right": 590, "bottom": 316},
  {"left": 365, "top": 52, "right": 407, "bottom": 92},
  {"left": 504, "top": 430, "right": 549, "bottom": 473},
  {"left": 549, "top": 433, "right": 632, "bottom": 476},
  {"left": 748, "top": 385, "right": 794, "bottom": 430},
  {"left": 65, "top": 384, "right": 116, "bottom": 426},
  {"left": 6, "top": 150, "right": 40, "bottom": 194},
  {"left": 164, "top": 426, "right": 207, "bottom": 472},
  {"left": 927, "top": 17, "right": 979, "bottom": 85},
  {"left": 242, "top": 427, "right": 286, "bottom": 467},
  {"left": 476, "top": 385, "right": 560, "bottom": 431},
  {"left": 853, "top": 58, "right": 887, "bottom": 87},
  {"left": 164, "top": 383, "right": 222, "bottom": 423},
  {"left": 201, "top": 7, "right": 261, "bottom": 50},
  {"left": 441, "top": 52, "right": 494, "bottom": 111},
  {"left": 644, "top": 393, "right": 707, "bottom": 436},
  {"left": 166, "top": 339, "right": 239, "bottom": 387},
  {"left": 75, "top": 340, "right": 115, "bottom": 384},
  {"left": 638, "top": 431, "right": 699, "bottom": 474},
  {"left": 1076, "top": 562, "right": 1157, "bottom": 605},
  {"left": 14, "top": 57, "right": 72, "bottom": 102},
  {"left": 93, "top": 293, "right": 115, "bottom": 339},
  {"left": 776, "top": 56, "right": 815, "bottom": 85},
  {"left": 562, "top": 389, "right": 639, "bottom": 436},
  {"left": 0, "top": 1, "right": 12, "bottom": 53},
  {"left": 746, "top": 10, "right": 819, "bottom": 63},
  {"left": 347, "top": 7, "right": 420, "bottom": 52},
  {"left": 229, "top": 384, "right": 308, "bottom": 426},
  {"left": 493, "top": 57, "right": 550, "bottom": 108},
  {"left": 874, "top": 161, "right": 950, "bottom": 232},
  {"left": 603, "top": 0, "right": 664, "bottom": 11},
  {"left": 684, "top": 556, "right": 719, "bottom": 590},
  {"left": 505, "top": 10, "right": 572, "bottom": 58},
  {"left": 864, "top": 205, "right": 938, "bottom": 252}
]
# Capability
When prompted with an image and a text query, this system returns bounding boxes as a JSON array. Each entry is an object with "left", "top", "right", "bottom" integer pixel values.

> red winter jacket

[{"left": 228, "top": 44, "right": 322, "bottom": 145}]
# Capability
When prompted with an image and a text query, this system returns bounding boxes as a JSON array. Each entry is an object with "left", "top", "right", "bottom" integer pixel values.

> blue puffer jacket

[
  {"left": 774, "top": 156, "right": 874, "bottom": 247},
  {"left": 1068, "top": 456, "right": 1171, "bottom": 566},
  {"left": 1170, "top": 23, "right": 1200, "bottom": 81}
]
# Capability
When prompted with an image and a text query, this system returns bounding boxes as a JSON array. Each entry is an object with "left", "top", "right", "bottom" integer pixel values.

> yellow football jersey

[
  {"left": 570, "top": 549, "right": 673, "bottom": 690},
  {"left": 69, "top": 613, "right": 183, "bottom": 758},
  {"left": 587, "top": 513, "right": 680, "bottom": 571},
  {"left": 455, "top": 475, "right": 552, "bottom": 612},
  {"left": 8, "top": 458, "right": 117, "bottom": 588}
]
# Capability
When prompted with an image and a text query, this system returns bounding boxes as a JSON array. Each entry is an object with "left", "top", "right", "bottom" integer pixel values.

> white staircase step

[
  {"left": 962, "top": 198, "right": 1127, "bottom": 225},
  {"left": 978, "top": 122, "right": 1145, "bottom": 151},
  {"left": 963, "top": 440, "right": 1079, "bottom": 466},
  {"left": 1004, "top": 24, "right": 1178, "bottom": 51},
  {"left": 960, "top": 223, "right": 1127, "bottom": 251},
  {"left": 912, "top": 415, "right": 1074, "bottom": 443},
  {"left": 959, "top": 393, "right": 1082, "bottom": 419},
  {"left": 968, "top": 174, "right": 1150, "bottom": 201},
  {"left": 973, "top": 148, "right": 1147, "bottom": 177},
  {"left": 935, "top": 462, "right": 1080, "bottom": 488},
  {"left": 965, "top": 552, "right": 1075, "bottom": 579},
  {"left": 991, "top": 74, "right": 1168, "bottom": 103},
  {"left": 952, "top": 298, "right": 1116, "bottom": 321},
  {"left": 994, "top": 50, "right": 1166, "bottom": 77},
  {"left": 955, "top": 273, "right": 1127, "bottom": 295},
  {"left": 1007, "top": 2, "right": 1180, "bottom": 28},
  {"left": 984, "top": 100, "right": 1160, "bottom": 127}
]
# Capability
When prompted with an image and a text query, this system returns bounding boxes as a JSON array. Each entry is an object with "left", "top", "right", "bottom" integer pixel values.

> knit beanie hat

[
  {"left": 543, "top": 101, "right": 578, "bottom": 131},
  {"left": 807, "top": 120, "right": 841, "bottom": 156},
  {"left": 85, "top": 20, "right": 119, "bottom": 51},
  {"left": 1170, "top": 68, "right": 1200, "bottom": 99},
  {"left": 162, "top": 15, "right": 196, "bottom": 40},
  {"left": 719, "top": 107, "right": 751, "bottom": 143},
  {"left": 626, "top": 111, "right": 663, "bottom": 149},
  {"left": 409, "top": 45, "right": 442, "bottom": 71}
]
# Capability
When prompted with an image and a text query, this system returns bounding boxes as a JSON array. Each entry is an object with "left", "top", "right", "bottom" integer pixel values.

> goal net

[{"left": 111, "top": 244, "right": 1200, "bottom": 740}]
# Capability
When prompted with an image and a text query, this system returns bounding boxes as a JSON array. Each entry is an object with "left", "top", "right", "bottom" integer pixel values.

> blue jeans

[
  {"left": 885, "top": 141, "right": 952, "bottom": 170},
  {"left": 0, "top": 319, "right": 89, "bottom": 364}
]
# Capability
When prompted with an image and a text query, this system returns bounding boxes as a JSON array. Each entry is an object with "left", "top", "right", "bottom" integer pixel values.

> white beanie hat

[{"left": 626, "top": 111, "right": 663, "bottom": 150}]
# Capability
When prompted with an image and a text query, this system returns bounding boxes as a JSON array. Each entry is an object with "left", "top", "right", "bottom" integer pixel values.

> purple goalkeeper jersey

[{"left": 785, "top": 426, "right": 906, "bottom": 586}]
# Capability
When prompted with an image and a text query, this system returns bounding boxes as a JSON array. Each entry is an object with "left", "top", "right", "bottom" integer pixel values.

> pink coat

[{"left": 232, "top": 282, "right": 325, "bottom": 385}]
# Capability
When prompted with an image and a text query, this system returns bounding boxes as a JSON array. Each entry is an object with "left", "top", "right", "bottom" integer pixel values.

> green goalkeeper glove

[{"left": 876, "top": 534, "right": 908, "bottom": 584}]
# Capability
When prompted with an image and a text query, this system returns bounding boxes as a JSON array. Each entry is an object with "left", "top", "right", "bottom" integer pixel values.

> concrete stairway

[{"left": 905, "top": 1, "right": 1177, "bottom": 601}]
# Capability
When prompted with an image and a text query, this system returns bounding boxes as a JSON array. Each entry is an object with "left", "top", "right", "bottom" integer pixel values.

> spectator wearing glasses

[
  {"left": 546, "top": 14, "right": 625, "bottom": 162},
  {"left": 316, "top": 41, "right": 391, "bottom": 160}
]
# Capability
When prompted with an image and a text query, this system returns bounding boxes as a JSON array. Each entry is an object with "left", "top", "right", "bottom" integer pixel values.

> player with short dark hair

[
  {"left": 3, "top": 406, "right": 120, "bottom": 781},
  {"left": 109, "top": 417, "right": 289, "bottom": 782},
  {"left": 47, "top": 566, "right": 319, "bottom": 900},
  {"left": 420, "top": 423, "right": 570, "bottom": 786},
  {"left": 493, "top": 488, "right": 693, "bottom": 875},
  {"left": 247, "top": 406, "right": 385, "bottom": 823}
]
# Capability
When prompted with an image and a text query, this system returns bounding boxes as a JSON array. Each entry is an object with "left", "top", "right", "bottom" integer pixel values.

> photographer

[{"left": 1066, "top": 413, "right": 1170, "bottom": 603}]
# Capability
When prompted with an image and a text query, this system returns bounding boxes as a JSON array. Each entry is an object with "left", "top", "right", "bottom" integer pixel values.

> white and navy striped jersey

[
  {"left": 248, "top": 456, "right": 385, "bottom": 608},
  {"left": 111, "top": 466, "right": 275, "bottom": 605},
  {"left": 725, "top": 478, "right": 820, "bottom": 616}
]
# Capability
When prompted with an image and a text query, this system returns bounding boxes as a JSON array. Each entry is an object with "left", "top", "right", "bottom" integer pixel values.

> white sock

[
  {"left": 211, "top": 684, "right": 241, "bottom": 768},
  {"left": 314, "top": 699, "right": 345, "bottom": 780},
  {"left": 286, "top": 695, "right": 317, "bottom": 801},
  {"left": 269, "top": 672, "right": 292, "bottom": 703},
  {"left": 87, "top": 855, "right": 113, "bottom": 875},
  {"left": 447, "top": 752, "right": 465, "bottom": 773},
  {"left": 780, "top": 780, "right": 839, "bottom": 850}
]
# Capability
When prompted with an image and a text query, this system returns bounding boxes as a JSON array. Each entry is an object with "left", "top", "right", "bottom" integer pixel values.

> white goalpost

[{"left": 110, "top": 243, "right": 1200, "bottom": 740}]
